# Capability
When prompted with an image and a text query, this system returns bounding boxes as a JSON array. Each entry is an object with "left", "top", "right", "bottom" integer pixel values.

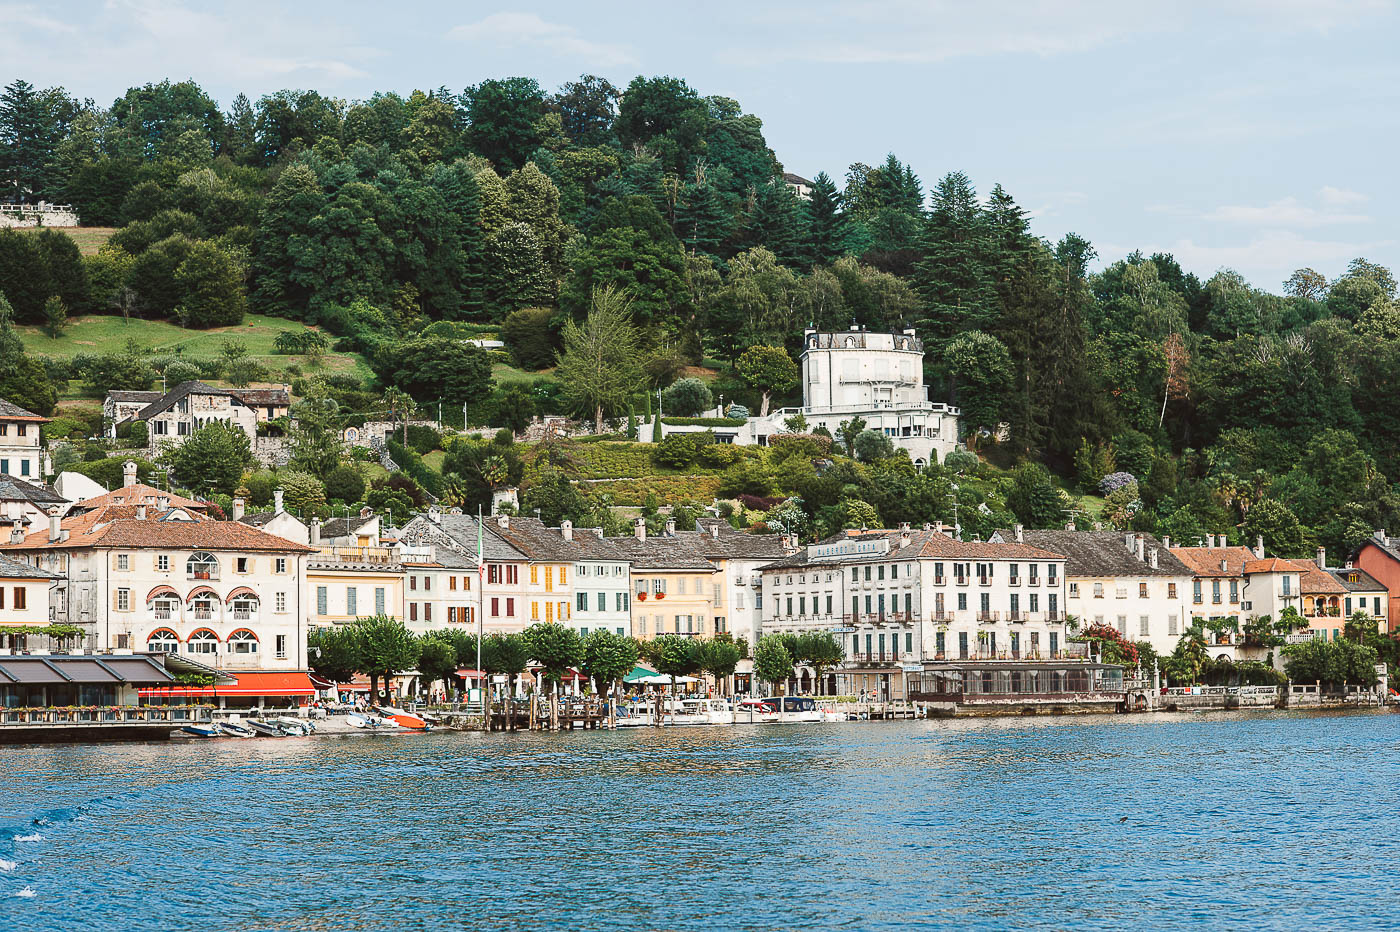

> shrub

[
  {"left": 116, "top": 419, "right": 148, "bottom": 447},
  {"left": 404, "top": 424, "right": 442, "bottom": 456},
  {"left": 80, "top": 354, "right": 156, "bottom": 396},
  {"left": 652, "top": 432, "right": 713, "bottom": 469},
  {"left": 661, "top": 378, "right": 712, "bottom": 417},
  {"left": 500, "top": 307, "right": 557, "bottom": 370},
  {"left": 853, "top": 429, "right": 894, "bottom": 462},
  {"left": 660, "top": 417, "right": 745, "bottom": 427},
  {"left": 324, "top": 463, "right": 366, "bottom": 504},
  {"left": 1099, "top": 471, "right": 1138, "bottom": 494},
  {"left": 163, "top": 360, "right": 202, "bottom": 385},
  {"left": 698, "top": 444, "right": 741, "bottom": 468}
]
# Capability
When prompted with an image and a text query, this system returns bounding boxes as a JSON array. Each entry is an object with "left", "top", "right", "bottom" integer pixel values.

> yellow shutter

[
  {"left": 546, "top": 602, "right": 554, "bottom": 623},
  {"left": 545, "top": 566, "right": 554, "bottom": 592},
  {"left": 559, "top": 566, "right": 567, "bottom": 585},
  {"left": 530, "top": 566, "right": 538, "bottom": 585},
  {"left": 531, "top": 601, "right": 539, "bottom": 620}
]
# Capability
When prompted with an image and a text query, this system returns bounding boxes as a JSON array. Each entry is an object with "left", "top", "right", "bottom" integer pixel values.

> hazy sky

[{"left": 4, "top": 0, "right": 1397, "bottom": 290}]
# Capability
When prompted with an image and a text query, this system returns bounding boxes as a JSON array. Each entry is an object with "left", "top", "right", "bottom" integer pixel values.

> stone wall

[{"left": 0, "top": 205, "right": 80, "bottom": 228}]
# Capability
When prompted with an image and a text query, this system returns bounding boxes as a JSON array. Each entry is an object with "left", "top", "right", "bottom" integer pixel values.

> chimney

[
  {"left": 135, "top": 504, "right": 147, "bottom": 521},
  {"left": 48, "top": 508, "right": 61, "bottom": 541},
  {"left": 710, "top": 523, "right": 719, "bottom": 540},
  {"left": 274, "top": 488, "right": 285, "bottom": 515},
  {"left": 122, "top": 461, "right": 137, "bottom": 488},
  {"left": 361, "top": 506, "right": 373, "bottom": 518},
  {"left": 664, "top": 517, "right": 676, "bottom": 537},
  {"left": 1316, "top": 546, "right": 1326, "bottom": 569},
  {"left": 1254, "top": 535, "right": 1265, "bottom": 559},
  {"left": 1149, "top": 548, "right": 1159, "bottom": 569},
  {"left": 1014, "top": 524, "right": 1024, "bottom": 544},
  {"left": 428, "top": 505, "right": 441, "bottom": 525},
  {"left": 310, "top": 518, "right": 322, "bottom": 546},
  {"left": 1162, "top": 535, "right": 1171, "bottom": 550},
  {"left": 157, "top": 496, "right": 168, "bottom": 512},
  {"left": 496, "top": 514, "right": 509, "bottom": 530},
  {"left": 1065, "top": 520, "right": 1076, "bottom": 531},
  {"left": 8, "top": 527, "right": 23, "bottom": 545},
  {"left": 561, "top": 519, "right": 573, "bottom": 541},
  {"left": 1125, "top": 533, "right": 1134, "bottom": 552},
  {"left": 1136, "top": 535, "right": 1146, "bottom": 562},
  {"left": 1219, "top": 559, "right": 1228, "bottom": 573},
  {"left": 232, "top": 497, "right": 246, "bottom": 522},
  {"left": 634, "top": 517, "right": 646, "bottom": 541}
]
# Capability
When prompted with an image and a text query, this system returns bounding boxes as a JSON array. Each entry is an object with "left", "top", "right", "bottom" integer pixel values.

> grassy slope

[{"left": 17, "top": 226, "right": 115, "bottom": 256}]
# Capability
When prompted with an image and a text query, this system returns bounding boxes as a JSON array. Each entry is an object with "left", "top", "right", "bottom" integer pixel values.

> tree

[
  {"left": 944, "top": 330, "right": 1012, "bottom": 431},
  {"left": 500, "top": 307, "right": 557, "bottom": 370},
  {"left": 836, "top": 415, "right": 868, "bottom": 457},
  {"left": 916, "top": 171, "right": 997, "bottom": 345},
  {"left": 736, "top": 345, "right": 798, "bottom": 417},
  {"left": 325, "top": 463, "right": 366, "bottom": 504},
  {"left": 853, "top": 429, "right": 894, "bottom": 463},
  {"left": 752, "top": 635, "right": 795, "bottom": 695},
  {"left": 1005, "top": 463, "right": 1065, "bottom": 529},
  {"left": 482, "top": 632, "right": 530, "bottom": 727},
  {"left": 523, "top": 621, "right": 583, "bottom": 729},
  {"left": 0, "top": 79, "right": 59, "bottom": 200},
  {"left": 661, "top": 377, "right": 712, "bottom": 417},
  {"left": 279, "top": 470, "right": 329, "bottom": 519},
  {"left": 554, "top": 74, "right": 620, "bottom": 145},
  {"left": 41, "top": 296, "right": 67, "bottom": 339},
  {"left": 1242, "top": 498, "right": 1306, "bottom": 557},
  {"left": 464, "top": 78, "right": 546, "bottom": 170},
  {"left": 416, "top": 636, "right": 459, "bottom": 699},
  {"left": 1284, "top": 268, "right": 1328, "bottom": 301},
  {"left": 353, "top": 615, "right": 420, "bottom": 706},
  {"left": 308, "top": 625, "right": 361, "bottom": 684},
  {"left": 582, "top": 629, "right": 639, "bottom": 724},
  {"left": 555, "top": 285, "right": 643, "bottom": 433},
  {"left": 804, "top": 171, "right": 848, "bottom": 267},
  {"left": 697, "top": 636, "right": 743, "bottom": 696},
  {"left": 373, "top": 338, "right": 492, "bottom": 406},
  {"left": 161, "top": 421, "right": 252, "bottom": 497},
  {"left": 797, "top": 631, "right": 844, "bottom": 695},
  {"left": 174, "top": 240, "right": 246, "bottom": 328},
  {"left": 646, "top": 634, "right": 702, "bottom": 700}
]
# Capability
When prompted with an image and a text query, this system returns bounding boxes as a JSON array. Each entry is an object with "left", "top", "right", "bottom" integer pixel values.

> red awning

[
  {"left": 455, "top": 668, "right": 486, "bottom": 679},
  {"left": 139, "top": 671, "right": 318, "bottom": 698},
  {"left": 307, "top": 673, "right": 335, "bottom": 689},
  {"left": 146, "top": 585, "right": 179, "bottom": 602},
  {"left": 225, "top": 586, "right": 258, "bottom": 603},
  {"left": 186, "top": 586, "right": 218, "bottom": 601}
]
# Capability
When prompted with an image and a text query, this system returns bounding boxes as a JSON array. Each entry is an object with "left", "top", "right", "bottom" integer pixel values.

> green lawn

[
  {"left": 17, "top": 226, "right": 115, "bottom": 256},
  {"left": 491, "top": 361, "right": 556, "bottom": 385}
]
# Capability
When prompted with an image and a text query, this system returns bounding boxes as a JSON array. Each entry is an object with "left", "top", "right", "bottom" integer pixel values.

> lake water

[{"left": 3, "top": 711, "right": 1399, "bottom": 930}]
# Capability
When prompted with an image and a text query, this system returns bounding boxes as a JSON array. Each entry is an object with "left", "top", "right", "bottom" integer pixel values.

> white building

[
  {"left": 0, "top": 398, "right": 47, "bottom": 480},
  {"left": 563, "top": 521, "right": 633, "bottom": 638},
  {"left": 114, "top": 381, "right": 259, "bottom": 445},
  {"left": 1000, "top": 529, "right": 1192, "bottom": 656},
  {"left": 643, "top": 326, "right": 960, "bottom": 466},
  {"left": 760, "top": 525, "right": 1070, "bottom": 698}
]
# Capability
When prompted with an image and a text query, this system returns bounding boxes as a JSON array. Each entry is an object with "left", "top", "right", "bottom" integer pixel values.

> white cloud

[
  {"left": 1319, "top": 185, "right": 1368, "bottom": 206},
  {"left": 0, "top": 3, "right": 76, "bottom": 32},
  {"left": 1204, "top": 196, "right": 1369, "bottom": 227},
  {"left": 450, "top": 12, "right": 635, "bottom": 68},
  {"left": 1100, "top": 230, "right": 1396, "bottom": 288}
]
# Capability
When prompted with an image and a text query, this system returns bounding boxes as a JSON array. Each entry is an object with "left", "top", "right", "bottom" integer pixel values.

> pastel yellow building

[{"left": 611, "top": 521, "right": 722, "bottom": 639}]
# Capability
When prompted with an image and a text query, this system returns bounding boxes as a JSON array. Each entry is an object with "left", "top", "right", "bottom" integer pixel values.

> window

[
  {"left": 1115, "top": 584, "right": 1128, "bottom": 599},
  {"left": 115, "top": 588, "right": 130, "bottom": 611},
  {"left": 1168, "top": 615, "right": 1179, "bottom": 636},
  {"left": 236, "top": 557, "right": 249, "bottom": 573},
  {"left": 577, "top": 591, "right": 589, "bottom": 612},
  {"left": 1229, "top": 580, "right": 1238, "bottom": 602},
  {"left": 228, "top": 630, "right": 259, "bottom": 654},
  {"left": 410, "top": 603, "right": 418, "bottom": 621},
  {"left": 596, "top": 592, "right": 606, "bottom": 612},
  {"left": 891, "top": 564, "right": 898, "bottom": 580},
  {"left": 826, "top": 595, "right": 833, "bottom": 615},
  {"left": 1168, "top": 583, "right": 1177, "bottom": 600},
  {"left": 1139, "top": 615, "right": 1150, "bottom": 637},
  {"left": 275, "top": 635, "right": 288, "bottom": 659},
  {"left": 652, "top": 579, "right": 666, "bottom": 595},
  {"left": 559, "top": 567, "right": 566, "bottom": 585},
  {"left": 1029, "top": 593, "right": 1039, "bottom": 612},
  {"left": 1139, "top": 582, "right": 1149, "bottom": 598},
  {"left": 531, "top": 601, "right": 540, "bottom": 620},
  {"left": 617, "top": 592, "right": 629, "bottom": 612},
  {"left": 275, "top": 558, "right": 286, "bottom": 574},
  {"left": 957, "top": 593, "right": 967, "bottom": 611},
  {"left": 316, "top": 586, "right": 328, "bottom": 615},
  {"left": 275, "top": 592, "right": 287, "bottom": 612},
  {"left": 155, "top": 554, "right": 170, "bottom": 572},
  {"left": 410, "top": 575, "right": 417, "bottom": 591},
  {"left": 1212, "top": 580, "right": 1222, "bottom": 604},
  {"left": 1193, "top": 580, "right": 1202, "bottom": 604},
  {"left": 877, "top": 565, "right": 885, "bottom": 581},
  {"left": 1117, "top": 615, "right": 1128, "bottom": 635},
  {"left": 450, "top": 576, "right": 457, "bottom": 591},
  {"left": 1048, "top": 565, "right": 1058, "bottom": 584},
  {"left": 1281, "top": 576, "right": 1291, "bottom": 597},
  {"left": 491, "top": 597, "right": 500, "bottom": 616},
  {"left": 346, "top": 587, "right": 357, "bottom": 616},
  {"left": 187, "top": 630, "right": 218, "bottom": 654},
  {"left": 187, "top": 551, "right": 218, "bottom": 579},
  {"left": 116, "top": 554, "right": 129, "bottom": 571},
  {"left": 786, "top": 597, "right": 793, "bottom": 616},
  {"left": 147, "top": 630, "right": 178, "bottom": 653},
  {"left": 1010, "top": 593, "right": 1020, "bottom": 613},
  {"left": 864, "top": 566, "right": 871, "bottom": 581},
  {"left": 375, "top": 588, "right": 385, "bottom": 614},
  {"left": 16, "top": 424, "right": 25, "bottom": 436},
  {"left": 530, "top": 566, "right": 538, "bottom": 585},
  {"left": 506, "top": 598, "right": 515, "bottom": 616},
  {"left": 489, "top": 564, "right": 501, "bottom": 584},
  {"left": 1093, "top": 583, "right": 1104, "bottom": 598},
  {"left": 677, "top": 577, "right": 688, "bottom": 596},
  {"left": 424, "top": 604, "right": 431, "bottom": 622},
  {"left": 1069, "top": 582, "right": 1079, "bottom": 598}
]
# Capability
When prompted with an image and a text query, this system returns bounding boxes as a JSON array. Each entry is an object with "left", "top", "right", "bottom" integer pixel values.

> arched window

[
  {"left": 188, "top": 589, "right": 218, "bottom": 622},
  {"left": 186, "top": 629, "right": 219, "bottom": 655},
  {"left": 187, "top": 552, "right": 218, "bottom": 580},
  {"left": 147, "top": 629, "right": 179, "bottom": 653},
  {"left": 227, "top": 630, "right": 259, "bottom": 654},
  {"left": 230, "top": 594, "right": 259, "bottom": 622}
]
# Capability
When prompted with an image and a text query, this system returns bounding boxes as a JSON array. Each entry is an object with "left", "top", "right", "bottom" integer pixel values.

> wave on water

[
  {"left": 0, "top": 859, "right": 15, "bottom": 871},
  {"left": 12, "top": 834, "right": 40, "bottom": 843},
  {"left": 0, "top": 805, "right": 88, "bottom": 847},
  {"left": 14, "top": 886, "right": 35, "bottom": 898}
]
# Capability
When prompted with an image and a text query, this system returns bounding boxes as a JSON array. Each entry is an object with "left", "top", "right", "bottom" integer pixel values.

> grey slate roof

[
  {"left": 136, "top": 381, "right": 246, "bottom": 420},
  {"left": 0, "top": 475, "right": 67, "bottom": 505},
  {"left": 0, "top": 398, "right": 45, "bottom": 420},
  {"left": 321, "top": 515, "right": 374, "bottom": 539},
  {"left": 0, "top": 552, "right": 60, "bottom": 578},
  {"left": 107, "top": 390, "right": 162, "bottom": 404},
  {"left": 1327, "top": 566, "right": 1387, "bottom": 592},
  {"left": 401, "top": 514, "right": 527, "bottom": 563},
  {"left": 239, "top": 512, "right": 274, "bottom": 528},
  {"left": 681, "top": 518, "right": 790, "bottom": 561},
  {"left": 487, "top": 516, "right": 591, "bottom": 562},
  {"left": 607, "top": 534, "right": 718, "bottom": 571},
  {"left": 1007, "top": 530, "right": 1192, "bottom": 578}
]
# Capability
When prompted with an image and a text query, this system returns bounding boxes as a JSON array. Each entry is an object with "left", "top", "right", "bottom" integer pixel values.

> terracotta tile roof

[
  {"left": 69, "top": 484, "right": 207, "bottom": 514},
  {"left": 1296, "top": 559, "right": 1347, "bottom": 595},
  {"left": 1169, "top": 546, "right": 1256, "bottom": 578},
  {"left": 1243, "top": 557, "right": 1305, "bottom": 575},
  {"left": 0, "top": 505, "right": 312, "bottom": 552}
]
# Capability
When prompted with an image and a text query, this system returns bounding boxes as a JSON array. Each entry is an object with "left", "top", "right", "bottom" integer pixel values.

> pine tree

[
  {"left": 803, "top": 171, "right": 848, "bottom": 268},
  {"left": 674, "top": 180, "right": 730, "bottom": 258},
  {"left": 742, "top": 177, "right": 804, "bottom": 269},
  {"left": 0, "top": 80, "right": 56, "bottom": 201},
  {"left": 985, "top": 183, "right": 1033, "bottom": 284},
  {"left": 914, "top": 171, "right": 998, "bottom": 346},
  {"left": 223, "top": 93, "right": 257, "bottom": 164}
]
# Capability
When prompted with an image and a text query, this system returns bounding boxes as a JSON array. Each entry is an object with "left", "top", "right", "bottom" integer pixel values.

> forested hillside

[{"left": 0, "top": 74, "right": 1397, "bottom": 560}]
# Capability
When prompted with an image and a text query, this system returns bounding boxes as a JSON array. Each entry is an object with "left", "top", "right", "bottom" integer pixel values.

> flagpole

[{"left": 477, "top": 504, "right": 485, "bottom": 720}]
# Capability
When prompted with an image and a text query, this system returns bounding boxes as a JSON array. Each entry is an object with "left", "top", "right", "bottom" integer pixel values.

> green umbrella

[{"left": 623, "top": 665, "right": 659, "bottom": 684}]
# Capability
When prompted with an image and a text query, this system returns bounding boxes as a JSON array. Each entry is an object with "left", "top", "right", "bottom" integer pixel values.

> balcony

[
  {"left": 849, "top": 651, "right": 902, "bottom": 664},
  {"left": 1028, "top": 577, "right": 1040, "bottom": 587},
  {"left": 934, "top": 575, "right": 945, "bottom": 585},
  {"left": 188, "top": 571, "right": 219, "bottom": 581},
  {"left": 1008, "top": 611, "right": 1025, "bottom": 623},
  {"left": 976, "top": 611, "right": 1000, "bottom": 624},
  {"left": 954, "top": 576, "right": 969, "bottom": 587},
  {"left": 978, "top": 576, "right": 990, "bottom": 586},
  {"left": 1008, "top": 576, "right": 1020, "bottom": 587}
]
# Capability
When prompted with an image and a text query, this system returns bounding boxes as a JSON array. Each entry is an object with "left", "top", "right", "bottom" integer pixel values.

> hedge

[
  {"left": 579, "top": 476, "right": 722, "bottom": 505},
  {"left": 661, "top": 417, "right": 746, "bottom": 427}
]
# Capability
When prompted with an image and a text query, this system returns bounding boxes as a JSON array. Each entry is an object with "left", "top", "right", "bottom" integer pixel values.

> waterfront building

[
  {"left": 759, "top": 525, "right": 1070, "bottom": 699},
  {"left": 561, "top": 522, "right": 632, "bottom": 638},
  {"left": 0, "top": 502, "right": 317, "bottom": 704},
  {"left": 0, "top": 397, "right": 47, "bottom": 480},
  {"left": 609, "top": 519, "right": 724, "bottom": 640},
  {"left": 1170, "top": 536, "right": 1305, "bottom": 662},
  {"left": 1351, "top": 531, "right": 1400, "bottom": 633},
  {"left": 0, "top": 552, "right": 61, "bottom": 635},
  {"left": 307, "top": 528, "right": 405, "bottom": 629},
  {"left": 996, "top": 529, "right": 1192, "bottom": 655},
  {"left": 1297, "top": 548, "right": 1388, "bottom": 641},
  {"left": 486, "top": 515, "right": 579, "bottom": 630},
  {"left": 398, "top": 512, "right": 531, "bottom": 634},
  {"left": 643, "top": 326, "right": 961, "bottom": 466}
]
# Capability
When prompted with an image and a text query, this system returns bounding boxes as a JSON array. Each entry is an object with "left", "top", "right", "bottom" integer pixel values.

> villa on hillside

[
  {"left": 104, "top": 382, "right": 291, "bottom": 443},
  {"left": 644, "top": 325, "right": 961, "bottom": 466}
]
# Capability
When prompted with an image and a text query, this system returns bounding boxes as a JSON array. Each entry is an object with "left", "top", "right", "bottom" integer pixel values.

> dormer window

[{"left": 187, "top": 551, "right": 219, "bottom": 580}]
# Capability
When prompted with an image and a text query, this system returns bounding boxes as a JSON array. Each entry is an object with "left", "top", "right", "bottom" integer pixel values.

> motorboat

[
  {"left": 663, "top": 697, "right": 734, "bottom": 726},
  {"left": 734, "top": 696, "right": 828, "bottom": 724},
  {"left": 246, "top": 719, "right": 283, "bottom": 737},
  {"left": 344, "top": 712, "right": 374, "bottom": 729},
  {"left": 218, "top": 721, "right": 257, "bottom": 738},
  {"left": 372, "top": 706, "right": 431, "bottom": 730},
  {"left": 275, "top": 717, "right": 314, "bottom": 736},
  {"left": 180, "top": 724, "right": 221, "bottom": 738}
]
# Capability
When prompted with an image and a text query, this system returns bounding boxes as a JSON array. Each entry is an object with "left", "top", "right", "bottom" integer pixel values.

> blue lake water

[{"left": 3, "top": 711, "right": 1399, "bottom": 930}]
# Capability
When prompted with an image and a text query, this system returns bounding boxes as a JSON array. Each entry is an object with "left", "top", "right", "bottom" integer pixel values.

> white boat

[
  {"left": 344, "top": 712, "right": 374, "bottom": 729},
  {"left": 662, "top": 697, "right": 734, "bottom": 726},
  {"left": 246, "top": 719, "right": 283, "bottom": 737},
  {"left": 218, "top": 721, "right": 257, "bottom": 738},
  {"left": 734, "top": 696, "right": 828, "bottom": 724},
  {"left": 275, "top": 717, "right": 314, "bottom": 735}
]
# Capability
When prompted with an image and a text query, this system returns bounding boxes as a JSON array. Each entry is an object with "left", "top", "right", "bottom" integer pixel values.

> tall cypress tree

[
  {"left": 803, "top": 171, "right": 848, "bottom": 268},
  {"left": 914, "top": 171, "right": 997, "bottom": 346}
]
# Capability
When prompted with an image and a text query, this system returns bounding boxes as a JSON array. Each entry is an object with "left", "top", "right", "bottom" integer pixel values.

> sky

[{"left": 3, "top": 0, "right": 1398, "bottom": 291}]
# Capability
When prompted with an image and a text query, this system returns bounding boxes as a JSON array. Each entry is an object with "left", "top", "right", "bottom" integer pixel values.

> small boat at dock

[
  {"left": 218, "top": 721, "right": 257, "bottom": 738},
  {"left": 275, "top": 717, "right": 314, "bottom": 736},
  {"left": 181, "top": 724, "right": 221, "bottom": 738},
  {"left": 246, "top": 719, "right": 283, "bottom": 737},
  {"left": 372, "top": 706, "right": 430, "bottom": 730}
]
